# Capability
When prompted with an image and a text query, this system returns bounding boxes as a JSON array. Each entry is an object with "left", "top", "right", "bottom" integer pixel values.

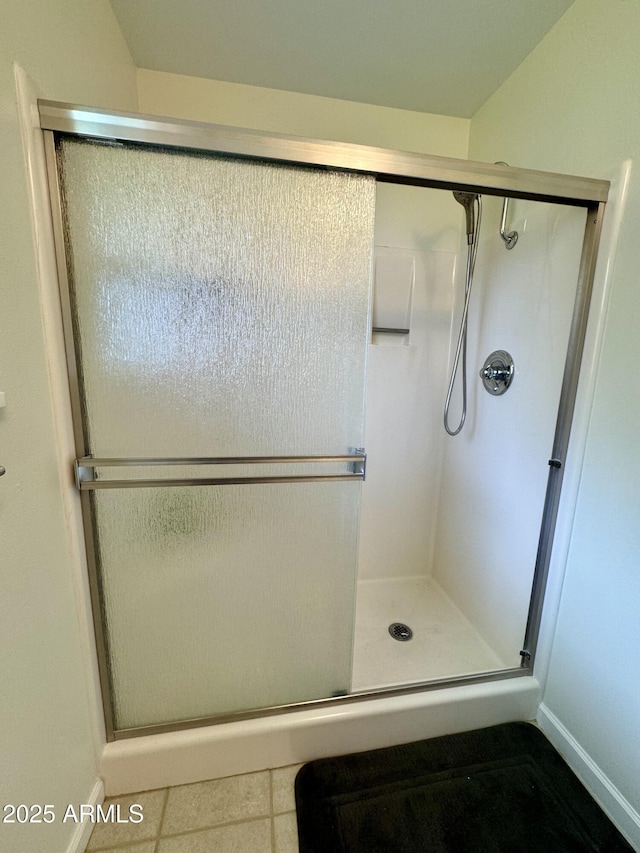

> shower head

[{"left": 453, "top": 191, "right": 479, "bottom": 245}]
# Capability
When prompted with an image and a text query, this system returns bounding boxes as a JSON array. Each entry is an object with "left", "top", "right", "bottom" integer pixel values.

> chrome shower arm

[
  {"left": 499, "top": 197, "right": 518, "bottom": 249},
  {"left": 495, "top": 162, "right": 518, "bottom": 250}
]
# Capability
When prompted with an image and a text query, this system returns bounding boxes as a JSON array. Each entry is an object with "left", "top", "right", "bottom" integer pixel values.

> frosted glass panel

[
  {"left": 95, "top": 482, "right": 360, "bottom": 728},
  {"left": 57, "top": 138, "right": 375, "bottom": 728},
  {"left": 58, "top": 139, "right": 375, "bottom": 456}
]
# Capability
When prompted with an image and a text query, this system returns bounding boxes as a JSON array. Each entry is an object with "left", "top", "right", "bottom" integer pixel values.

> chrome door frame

[{"left": 40, "top": 101, "right": 608, "bottom": 740}]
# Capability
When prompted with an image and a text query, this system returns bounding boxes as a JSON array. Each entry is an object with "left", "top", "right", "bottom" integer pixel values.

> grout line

[
  {"left": 156, "top": 787, "right": 170, "bottom": 836},
  {"left": 269, "top": 769, "right": 276, "bottom": 852},
  {"left": 159, "top": 813, "right": 272, "bottom": 840},
  {"left": 268, "top": 768, "right": 275, "bottom": 817},
  {"left": 89, "top": 839, "right": 158, "bottom": 852},
  {"left": 153, "top": 788, "right": 170, "bottom": 852},
  {"left": 89, "top": 812, "right": 275, "bottom": 851}
]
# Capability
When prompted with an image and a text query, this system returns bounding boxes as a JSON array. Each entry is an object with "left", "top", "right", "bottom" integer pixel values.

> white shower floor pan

[{"left": 351, "top": 576, "right": 507, "bottom": 691}]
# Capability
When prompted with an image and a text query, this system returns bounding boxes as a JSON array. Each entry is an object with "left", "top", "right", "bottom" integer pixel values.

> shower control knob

[
  {"left": 481, "top": 365, "right": 510, "bottom": 386},
  {"left": 0, "top": 466, "right": 5, "bottom": 476},
  {"left": 479, "top": 350, "right": 514, "bottom": 396}
]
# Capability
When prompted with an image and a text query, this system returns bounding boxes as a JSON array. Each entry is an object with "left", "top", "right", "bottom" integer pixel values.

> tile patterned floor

[{"left": 87, "top": 764, "right": 301, "bottom": 852}]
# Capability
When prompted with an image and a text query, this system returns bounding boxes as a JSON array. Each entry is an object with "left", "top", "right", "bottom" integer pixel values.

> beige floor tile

[
  {"left": 94, "top": 844, "right": 156, "bottom": 853},
  {"left": 87, "top": 789, "right": 166, "bottom": 850},
  {"left": 161, "top": 771, "right": 270, "bottom": 835},
  {"left": 157, "top": 817, "right": 272, "bottom": 852},
  {"left": 274, "top": 812, "right": 299, "bottom": 853},
  {"left": 271, "top": 765, "right": 303, "bottom": 814}
]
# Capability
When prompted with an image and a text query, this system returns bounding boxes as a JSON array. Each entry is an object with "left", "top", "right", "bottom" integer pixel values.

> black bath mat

[{"left": 295, "top": 722, "right": 633, "bottom": 852}]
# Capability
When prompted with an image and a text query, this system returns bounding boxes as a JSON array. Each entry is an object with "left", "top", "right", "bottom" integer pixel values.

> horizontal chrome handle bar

[
  {"left": 76, "top": 474, "right": 365, "bottom": 490},
  {"left": 74, "top": 452, "right": 366, "bottom": 490},
  {"left": 76, "top": 454, "right": 363, "bottom": 467}
]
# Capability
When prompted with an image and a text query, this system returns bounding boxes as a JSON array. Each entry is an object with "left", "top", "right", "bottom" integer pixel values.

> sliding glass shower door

[{"left": 55, "top": 137, "right": 375, "bottom": 732}]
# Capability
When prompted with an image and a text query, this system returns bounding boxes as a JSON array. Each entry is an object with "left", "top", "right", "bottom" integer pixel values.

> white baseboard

[
  {"left": 537, "top": 704, "right": 640, "bottom": 851},
  {"left": 65, "top": 778, "right": 104, "bottom": 853}
]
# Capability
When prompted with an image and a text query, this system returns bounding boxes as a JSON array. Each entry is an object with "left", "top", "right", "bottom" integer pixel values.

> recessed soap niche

[{"left": 371, "top": 253, "right": 415, "bottom": 346}]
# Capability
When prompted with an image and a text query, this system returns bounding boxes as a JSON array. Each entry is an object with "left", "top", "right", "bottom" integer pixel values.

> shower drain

[{"left": 389, "top": 622, "right": 413, "bottom": 641}]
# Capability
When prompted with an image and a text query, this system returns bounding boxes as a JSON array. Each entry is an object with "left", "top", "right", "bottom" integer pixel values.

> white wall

[
  {"left": 470, "top": 0, "right": 640, "bottom": 843},
  {"left": 137, "top": 69, "right": 469, "bottom": 154},
  {"left": 0, "top": 3, "right": 137, "bottom": 852}
]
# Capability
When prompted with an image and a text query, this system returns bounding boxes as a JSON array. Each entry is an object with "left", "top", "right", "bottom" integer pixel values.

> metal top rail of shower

[
  {"left": 74, "top": 452, "right": 367, "bottom": 490},
  {"left": 39, "top": 100, "right": 609, "bottom": 205}
]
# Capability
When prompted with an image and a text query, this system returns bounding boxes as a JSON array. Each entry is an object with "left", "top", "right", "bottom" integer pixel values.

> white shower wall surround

[
  {"left": 358, "top": 183, "right": 460, "bottom": 585},
  {"left": 356, "top": 191, "right": 586, "bottom": 677},
  {"left": 359, "top": 247, "right": 456, "bottom": 582},
  {"left": 433, "top": 198, "right": 587, "bottom": 664}
]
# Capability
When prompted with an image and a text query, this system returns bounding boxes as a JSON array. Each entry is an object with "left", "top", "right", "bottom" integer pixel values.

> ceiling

[{"left": 109, "top": 0, "right": 573, "bottom": 118}]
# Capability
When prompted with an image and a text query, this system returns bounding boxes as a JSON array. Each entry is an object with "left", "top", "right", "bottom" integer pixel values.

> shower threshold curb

[{"left": 99, "top": 675, "right": 540, "bottom": 796}]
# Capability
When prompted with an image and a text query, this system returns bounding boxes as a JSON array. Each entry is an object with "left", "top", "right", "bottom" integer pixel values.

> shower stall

[{"left": 39, "top": 101, "right": 608, "bottom": 745}]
